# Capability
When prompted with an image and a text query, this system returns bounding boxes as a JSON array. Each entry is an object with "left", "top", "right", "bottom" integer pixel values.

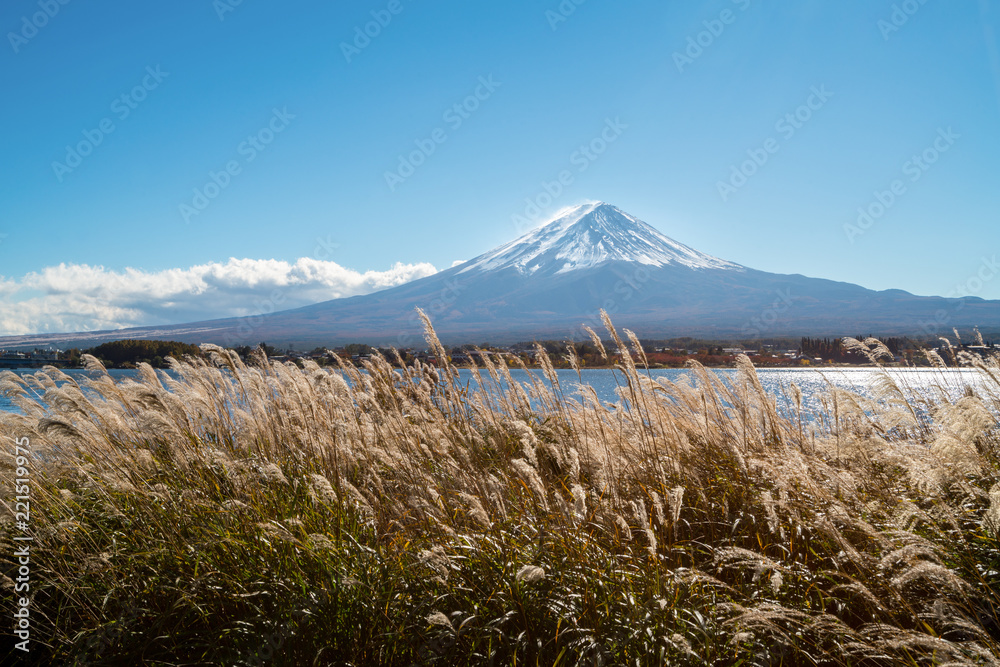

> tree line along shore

[{"left": 2, "top": 333, "right": 997, "bottom": 370}]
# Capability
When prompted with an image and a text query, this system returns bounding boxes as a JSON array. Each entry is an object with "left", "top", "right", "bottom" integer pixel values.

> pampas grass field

[{"left": 3, "top": 313, "right": 1000, "bottom": 666}]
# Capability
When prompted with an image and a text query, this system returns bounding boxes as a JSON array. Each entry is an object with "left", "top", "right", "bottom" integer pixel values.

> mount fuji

[
  {"left": 458, "top": 202, "right": 740, "bottom": 276},
  {"left": 3, "top": 202, "right": 999, "bottom": 348}
]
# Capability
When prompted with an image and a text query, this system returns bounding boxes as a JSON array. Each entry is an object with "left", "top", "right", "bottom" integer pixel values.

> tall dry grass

[{"left": 1, "top": 313, "right": 999, "bottom": 665}]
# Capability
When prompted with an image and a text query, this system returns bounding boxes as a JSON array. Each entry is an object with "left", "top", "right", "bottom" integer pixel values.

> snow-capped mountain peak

[{"left": 458, "top": 202, "right": 742, "bottom": 276}]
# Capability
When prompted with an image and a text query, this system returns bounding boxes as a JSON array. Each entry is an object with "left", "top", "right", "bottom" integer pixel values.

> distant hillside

[{"left": 1, "top": 203, "right": 998, "bottom": 349}]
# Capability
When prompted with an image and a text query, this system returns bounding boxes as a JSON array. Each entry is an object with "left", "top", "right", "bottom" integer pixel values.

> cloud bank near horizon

[{"left": 0, "top": 258, "right": 439, "bottom": 337}]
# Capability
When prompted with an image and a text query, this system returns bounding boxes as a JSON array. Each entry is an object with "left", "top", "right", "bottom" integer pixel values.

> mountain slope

[{"left": 2, "top": 202, "right": 999, "bottom": 348}]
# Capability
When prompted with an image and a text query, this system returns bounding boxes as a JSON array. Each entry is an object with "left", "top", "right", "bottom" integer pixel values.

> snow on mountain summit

[{"left": 458, "top": 202, "right": 742, "bottom": 276}]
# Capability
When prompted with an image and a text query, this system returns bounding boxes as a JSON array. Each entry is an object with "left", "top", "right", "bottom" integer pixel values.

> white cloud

[{"left": 0, "top": 258, "right": 439, "bottom": 336}]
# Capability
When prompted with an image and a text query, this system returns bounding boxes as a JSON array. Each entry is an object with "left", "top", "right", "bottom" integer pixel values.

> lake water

[
  {"left": 0, "top": 366, "right": 991, "bottom": 418},
  {"left": 460, "top": 367, "right": 993, "bottom": 421}
]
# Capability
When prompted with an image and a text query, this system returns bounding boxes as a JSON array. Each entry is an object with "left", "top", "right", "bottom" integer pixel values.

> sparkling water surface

[{"left": 1, "top": 366, "right": 990, "bottom": 418}]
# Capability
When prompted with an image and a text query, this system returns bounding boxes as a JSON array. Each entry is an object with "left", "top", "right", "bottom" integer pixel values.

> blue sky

[{"left": 1, "top": 0, "right": 998, "bottom": 334}]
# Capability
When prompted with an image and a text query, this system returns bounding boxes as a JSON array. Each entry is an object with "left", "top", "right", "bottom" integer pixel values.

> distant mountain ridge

[{"left": 2, "top": 202, "right": 999, "bottom": 348}]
